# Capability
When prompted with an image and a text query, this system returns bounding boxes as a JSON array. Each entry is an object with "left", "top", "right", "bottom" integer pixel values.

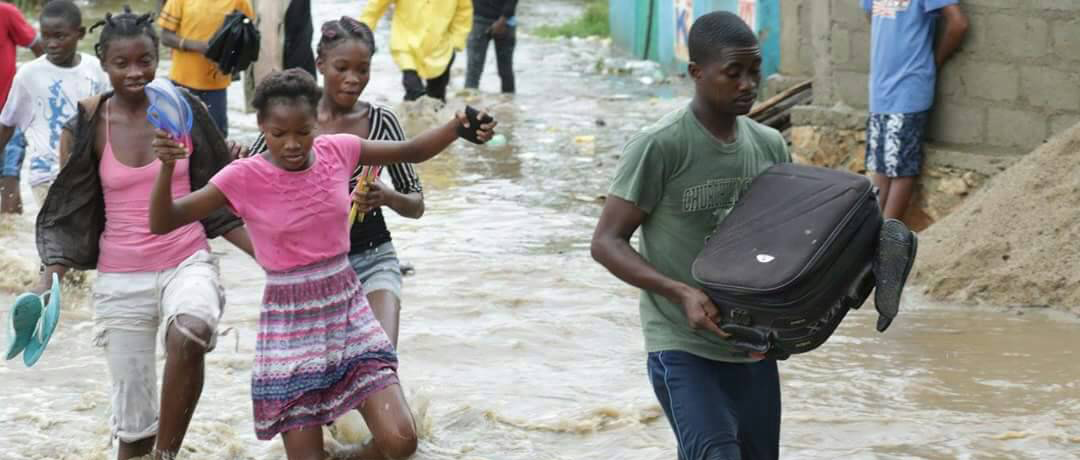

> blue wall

[{"left": 609, "top": 0, "right": 780, "bottom": 79}]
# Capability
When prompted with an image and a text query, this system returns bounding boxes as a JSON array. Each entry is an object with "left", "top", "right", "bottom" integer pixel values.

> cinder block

[
  {"left": 1021, "top": 66, "right": 1080, "bottom": 110},
  {"left": 961, "top": 61, "right": 1019, "bottom": 102},
  {"left": 967, "top": 0, "right": 1023, "bottom": 8},
  {"left": 987, "top": 107, "right": 1048, "bottom": 149},
  {"left": 849, "top": 30, "right": 871, "bottom": 70},
  {"left": 1052, "top": 19, "right": 1080, "bottom": 61},
  {"left": 983, "top": 14, "right": 1048, "bottom": 59},
  {"left": 831, "top": 24, "right": 850, "bottom": 65},
  {"left": 1050, "top": 113, "right": 1080, "bottom": 135},
  {"left": 928, "top": 105, "right": 985, "bottom": 145},
  {"left": 831, "top": 0, "right": 869, "bottom": 30},
  {"left": 833, "top": 71, "right": 869, "bottom": 109},
  {"left": 1040, "top": 0, "right": 1080, "bottom": 11}
]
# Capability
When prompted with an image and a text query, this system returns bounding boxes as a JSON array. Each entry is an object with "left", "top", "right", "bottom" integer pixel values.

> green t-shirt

[{"left": 609, "top": 106, "right": 791, "bottom": 362}]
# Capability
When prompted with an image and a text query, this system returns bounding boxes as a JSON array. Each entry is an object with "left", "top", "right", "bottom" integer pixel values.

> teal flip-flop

[
  {"left": 23, "top": 273, "right": 61, "bottom": 367},
  {"left": 5, "top": 292, "right": 43, "bottom": 360}
]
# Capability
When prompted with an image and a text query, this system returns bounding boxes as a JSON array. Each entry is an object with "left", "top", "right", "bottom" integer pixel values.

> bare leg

[
  {"left": 0, "top": 177, "right": 21, "bottom": 214},
  {"left": 118, "top": 438, "right": 155, "bottom": 460},
  {"left": 155, "top": 315, "right": 211, "bottom": 459},
  {"left": 366, "top": 290, "right": 401, "bottom": 347},
  {"left": 282, "top": 425, "right": 331, "bottom": 460},
  {"left": 337, "top": 384, "right": 417, "bottom": 460},
  {"left": 882, "top": 176, "right": 916, "bottom": 221},
  {"left": 870, "top": 173, "right": 891, "bottom": 211}
]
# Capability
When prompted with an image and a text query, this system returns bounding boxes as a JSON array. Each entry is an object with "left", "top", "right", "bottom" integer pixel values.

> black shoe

[{"left": 873, "top": 218, "right": 918, "bottom": 332}]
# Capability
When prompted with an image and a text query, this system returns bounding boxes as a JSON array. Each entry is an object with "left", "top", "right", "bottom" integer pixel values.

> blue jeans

[
  {"left": 176, "top": 84, "right": 228, "bottom": 137},
  {"left": 1, "top": 127, "right": 27, "bottom": 178},
  {"left": 648, "top": 351, "right": 781, "bottom": 460}
]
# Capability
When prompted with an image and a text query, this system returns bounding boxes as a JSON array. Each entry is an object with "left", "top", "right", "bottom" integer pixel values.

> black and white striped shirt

[{"left": 247, "top": 104, "right": 423, "bottom": 252}]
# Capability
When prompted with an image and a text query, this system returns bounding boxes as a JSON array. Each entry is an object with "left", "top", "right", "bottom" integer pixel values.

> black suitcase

[{"left": 691, "top": 163, "right": 881, "bottom": 359}]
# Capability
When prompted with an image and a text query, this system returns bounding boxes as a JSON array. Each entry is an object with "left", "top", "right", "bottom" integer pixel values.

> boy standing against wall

[{"left": 863, "top": 0, "right": 967, "bottom": 221}]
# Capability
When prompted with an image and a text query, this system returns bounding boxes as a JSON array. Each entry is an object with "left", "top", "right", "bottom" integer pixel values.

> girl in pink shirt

[{"left": 149, "top": 68, "right": 495, "bottom": 459}]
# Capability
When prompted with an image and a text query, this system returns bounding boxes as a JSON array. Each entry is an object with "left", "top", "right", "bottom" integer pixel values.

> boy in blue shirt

[{"left": 863, "top": 0, "right": 967, "bottom": 221}]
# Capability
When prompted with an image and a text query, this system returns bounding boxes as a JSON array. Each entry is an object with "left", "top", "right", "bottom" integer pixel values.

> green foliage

[{"left": 534, "top": 0, "right": 610, "bottom": 39}]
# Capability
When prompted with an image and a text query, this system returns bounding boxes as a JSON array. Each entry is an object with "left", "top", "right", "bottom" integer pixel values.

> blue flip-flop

[
  {"left": 146, "top": 78, "right": 193, "bottom": 139},
  {"left": 23, "top": 273, "right": 61, "bottom": 367},
  {"left": 5, "top": 292, "right": 43, "bottom": 361}
]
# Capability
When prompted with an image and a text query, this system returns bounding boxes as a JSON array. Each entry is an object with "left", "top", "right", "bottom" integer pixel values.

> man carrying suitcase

[{"left": 591, "top": 12, "right": 789, "bottom": 460}]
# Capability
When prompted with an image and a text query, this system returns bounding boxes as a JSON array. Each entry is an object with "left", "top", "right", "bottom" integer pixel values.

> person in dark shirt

[
  {"left": 465, "top": 0, "right": 517, "bottom": 94},
  {"left": 283, "top": 0, "right": 315, "bottom": 76}
]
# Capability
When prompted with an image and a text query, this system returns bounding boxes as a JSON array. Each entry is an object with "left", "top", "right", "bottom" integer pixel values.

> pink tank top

[{"left": 97, "top": 100, "right": 209, "bottom": 273}]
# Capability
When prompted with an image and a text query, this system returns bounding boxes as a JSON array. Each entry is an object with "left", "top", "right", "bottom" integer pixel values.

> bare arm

[
  {"left": 223, "top": 226, "right": 256, "bottom": 258},
  {"left": 356, "top": 180, "right": 424, "bottom": 219},
  {"left": 149, "top": 132, "right": 229, "bottom": 234},
  {"left": 590, "top": 196, "right": 728, "bottom": 338},
  {"left": 935, "top": 5, "right": 969, "bottom": 68},
  {"left": 29, "top": 39, "right": 44, "bottom": 57},
  {"left": 388, "top": 191, "right": 425, "bottom": 219},
  {"left": 358, "top": 113, "right": 495, "bottom": 166},
  {"left": 33, "top": 265, "right": 69, "bottom": 295},
  {"left": 161, "top": 29, "right": 209, "bottom": 54},
  {"left": 0, "top": 125, "right": 13, "bottom": 166}
]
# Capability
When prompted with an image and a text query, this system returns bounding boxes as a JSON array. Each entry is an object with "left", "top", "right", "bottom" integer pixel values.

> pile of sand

[{"left": 913, "top": 122, "right": 1080, "bottom": 311}]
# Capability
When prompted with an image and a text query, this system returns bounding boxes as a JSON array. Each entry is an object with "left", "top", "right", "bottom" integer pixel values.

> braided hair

[
  {"left": 317, "top": 16, "right": 377, "bottom": 58},
  {"left": 252, "top": 68, "right": 323, "bottom": 122},
  {"left": 90, "top": 6, "right": 160, "bottom": 60}
]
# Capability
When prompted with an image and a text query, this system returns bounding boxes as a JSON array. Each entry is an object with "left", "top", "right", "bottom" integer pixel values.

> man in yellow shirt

[
  {"left": 158, "top": 0, "right": 255, "bottom": 136},
  {"left": 360, "top": 0, "right": 473, "bottom": 103}
]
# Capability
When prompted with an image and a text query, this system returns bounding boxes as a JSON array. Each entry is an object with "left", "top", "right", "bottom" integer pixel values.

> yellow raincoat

[{"left": 360, "top": 0, "right": 474, "bottom": 79}]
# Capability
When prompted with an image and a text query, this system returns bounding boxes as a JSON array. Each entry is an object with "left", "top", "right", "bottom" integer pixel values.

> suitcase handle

[{"left": 719, "top": 324, "right": 771, "bottom": 354}]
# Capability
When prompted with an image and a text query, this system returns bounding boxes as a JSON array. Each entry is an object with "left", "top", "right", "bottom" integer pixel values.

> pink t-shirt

[{"left": 210, "top": 133, "right": 362, "bottom": 272}]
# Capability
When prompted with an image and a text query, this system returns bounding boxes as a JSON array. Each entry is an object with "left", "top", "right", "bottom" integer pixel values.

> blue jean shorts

[
  {"left": 348, "top": 241, "right": 403, "bottom": 299},
  {"left": 866, "top": 111, "right": 929, "bottom": 178},
  {"left": 1, "top": 127, "right": 27, "bottom": 178}
]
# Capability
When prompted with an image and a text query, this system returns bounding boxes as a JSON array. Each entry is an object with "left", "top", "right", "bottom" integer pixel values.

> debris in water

[{"left": 992, "top": 431, "right": 1032, "bottom": 441}]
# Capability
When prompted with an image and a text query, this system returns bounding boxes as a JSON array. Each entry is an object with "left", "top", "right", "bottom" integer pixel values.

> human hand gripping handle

[
  {"left": 153, "top": 129, "right": 189, "bottom": 168},
  {"left": 456, "top": 106, "right": 496, "bottom": 144},
  {"left": 676, "top": 285, "right": 769, "bottom": 359}
]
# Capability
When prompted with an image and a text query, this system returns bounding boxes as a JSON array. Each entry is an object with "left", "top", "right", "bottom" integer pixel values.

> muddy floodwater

[{"left": 1, "top": 1, "right": 1078, "bottom": 459}]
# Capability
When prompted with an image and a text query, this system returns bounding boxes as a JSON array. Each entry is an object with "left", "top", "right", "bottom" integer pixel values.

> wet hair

[
  {"left": 317, "top": 16, "right": 377, "bottom": 58},
  {"left": 41, "top": 0, "right": 83, "bottom": 28},
  {"left": 89, "top": 6, "right": 160, "bottom": 60},
  {"left": 688, "top": 11, "right": 759, "bottom": 65},
  {"left": 252, "top": 68, "right": 323, "bottom": 122}
]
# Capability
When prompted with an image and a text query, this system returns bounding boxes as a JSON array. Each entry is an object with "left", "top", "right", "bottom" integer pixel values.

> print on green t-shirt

[{"left": 608, "top": 106, "right": 791, "bottom": 362}]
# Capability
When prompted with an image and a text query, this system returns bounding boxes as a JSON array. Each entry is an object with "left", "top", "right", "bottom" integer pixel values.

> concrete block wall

[{"left": 782, "top": 0, "right": 1080, "bottom": 156}]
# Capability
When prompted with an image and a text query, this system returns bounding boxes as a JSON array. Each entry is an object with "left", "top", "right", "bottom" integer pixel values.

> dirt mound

[{"left": 913, "top": 122, "right": 1080, "bottom": 311}]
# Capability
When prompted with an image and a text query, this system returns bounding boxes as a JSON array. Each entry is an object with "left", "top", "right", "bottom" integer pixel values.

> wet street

[{"left": 1, "top": 1, "right": 1079, "bottom": 459}]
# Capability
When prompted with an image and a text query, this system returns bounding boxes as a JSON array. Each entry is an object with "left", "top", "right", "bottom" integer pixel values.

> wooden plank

[{"left": 749, "top": 79, "right": 812, "bottom": 121}]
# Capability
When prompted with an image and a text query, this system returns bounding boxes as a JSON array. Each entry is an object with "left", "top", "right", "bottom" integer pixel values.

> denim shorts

[
  {"left": 648, "top": 351, "right": 781, "bottom": 460},
  {"left": 866, "top": 111, "right": 929, "bottom": 178},
  {"left": 348, "top": 241, "right": 403, "bottom": 299},
  {"left": 1, "top": 127, "right": 27, "bottom": 178}
]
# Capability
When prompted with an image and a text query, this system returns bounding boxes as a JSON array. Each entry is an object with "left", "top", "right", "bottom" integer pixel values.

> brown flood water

[{"left": 1, "top": 1, "right": 1078, "bottom": 459}]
